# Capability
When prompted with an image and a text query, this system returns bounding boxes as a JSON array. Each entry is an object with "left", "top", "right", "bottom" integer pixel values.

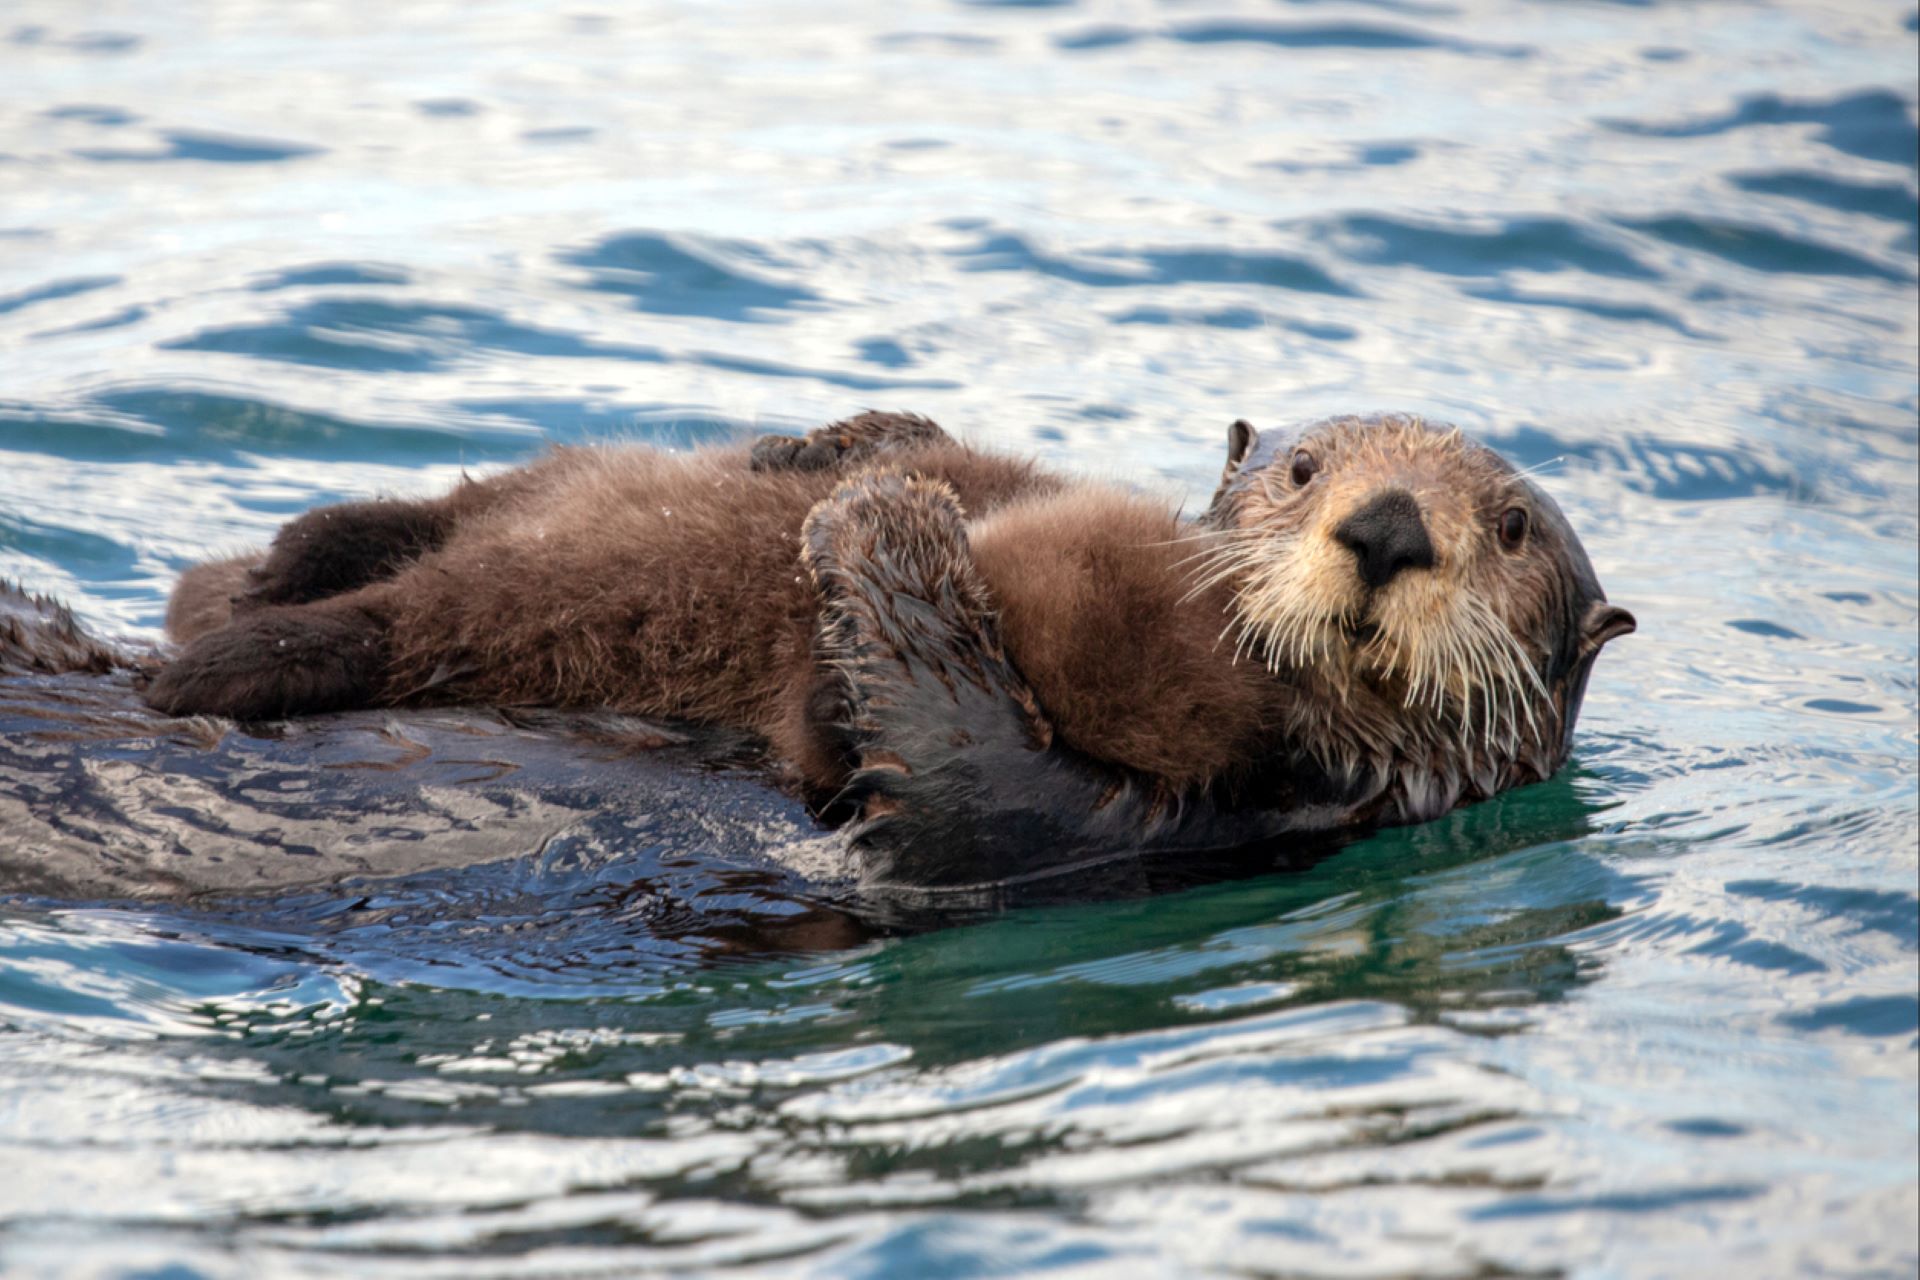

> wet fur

[
  {"left": 153, "top": 432, "right": 1234, "bottom": 789},
  {"left": 148, "top": 410, "right": 1631, "bottom": 878},
  {"left": 1200, "top": 413, "right": 1631, "bottom": 823},
  {"left": 1, "top": 581, "right": 121, "bottom": 676},
  {"left": 166, "top": 555, "right": 258, "bottom": 645},
  {"left": 970, "top": 493, "right": 1275, "bottom": 788}
]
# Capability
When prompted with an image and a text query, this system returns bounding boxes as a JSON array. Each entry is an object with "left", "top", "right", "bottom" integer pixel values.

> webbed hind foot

[
  {"left": 143, "top": 599, "right": 389, "bottom": 720},
  {"left": 800, "top": 470, "right": 1091, "bottom": 886}
]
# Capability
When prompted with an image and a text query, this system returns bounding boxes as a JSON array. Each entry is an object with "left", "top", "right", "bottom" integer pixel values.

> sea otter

[{"left": 142, "top": 411, "right": 1634, "bottom": 888}]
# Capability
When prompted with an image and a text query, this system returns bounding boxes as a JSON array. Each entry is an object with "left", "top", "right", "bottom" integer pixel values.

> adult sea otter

[{"left": 136, "top": 411, "right": 1634, "bottom": 890}]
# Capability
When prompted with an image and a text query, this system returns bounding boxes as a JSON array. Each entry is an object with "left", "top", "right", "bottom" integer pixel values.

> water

[{"left": 1, "top": 0, "right": 1915, "bottom": 1274}]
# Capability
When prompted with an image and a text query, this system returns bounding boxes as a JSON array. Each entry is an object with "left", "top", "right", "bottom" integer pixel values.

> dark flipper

[
  {"left": 751, "top": 411, "right": 952, "bottom": 474},
  {"left": 143, "top": 598, "right": 389, "bottom": 720},
  {"left": 799, "top": 474, "right": 1171, "bottom": 889},
  {"left": 240, "top": 499, "right": 453, "bottom": 609}
]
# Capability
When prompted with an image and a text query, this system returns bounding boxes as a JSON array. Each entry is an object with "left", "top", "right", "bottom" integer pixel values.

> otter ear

[
  {"left": 1226, "top": 419, "right": 1258, "bottom": 469},
  {"left": 1580, "top": 601, "right": 1637, "bottom": 655}
]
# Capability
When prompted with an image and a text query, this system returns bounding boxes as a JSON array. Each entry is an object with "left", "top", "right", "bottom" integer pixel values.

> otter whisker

[
  {"left": 1234, "top": 619, "right": 1263, "bottom": 668},
  {"left": 1451, "top": 614, "right": 1497, "bottom": 744},
  {"left": 1476, "top": 625, "right": 1508, "bottom": 748},
  {"left": 1148, "top": 527, "right": 1265, "bottom": 552},
  {"left": 1179, "top": 548, "right": 1270, "bottom": 602},
  {"left": 1508, "top": 456, "right": 1566, "bottom": 482},
  {"left": 1165, "top": 533, "right": 1272, "bottom": 572},
  {"left": 1485, "top": 613, "right": 1546, "bottom": 742},
  {"left": 1400, "top": 586, "right": 1539, "bottom": 753},
  {"left": 1473, "top": 644, "right": 1501, "bottom": 750},
  {"left": 1218, "top": 615, "right": 1249, "bottom": 659},
  {"left": 1178, "top": 532, "right": 1283, "bottom": 596}
]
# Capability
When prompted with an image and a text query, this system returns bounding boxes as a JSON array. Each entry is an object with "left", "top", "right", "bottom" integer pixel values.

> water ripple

[
  {"left": 1602, "top": 88, "right": 1919, "bottom": 169},
  {"left": 559, "top": 233, "right": 821, "bottom": 321},
  {"left": 73, "top": 128, "right": 324, "bottom": 164},
  {"left": 0, "top": 0, "right": 1913, "bottom": 1273},
  {"left": 0, "top": 275, "right": 119, "bottom": 317},
  {"left": 1729, "top": 170, "right": 1920, "bottom": 228},
  {"left": 957, "top": 229, "right": 1355, "bottom": 295},
  {"left": 1619, "top": 215, "right": 1913, "bottom": 281},
  {"left": 1317, "top": 213, "right": 1661, "bottom": 280},
  {"left": 1055, "top": 20, "right": 1528, "bottom": 58},
  {"left": 162, "top": 297, "right": 672, "bottom": 373},
  {"left": 248, "top": 262, "right": 412, "bottom": 291}
]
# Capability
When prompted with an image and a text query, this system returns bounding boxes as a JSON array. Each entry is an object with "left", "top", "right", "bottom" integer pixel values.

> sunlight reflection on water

[{"left": 0, "top": 0, "right": 1915, "bottom": 1274}]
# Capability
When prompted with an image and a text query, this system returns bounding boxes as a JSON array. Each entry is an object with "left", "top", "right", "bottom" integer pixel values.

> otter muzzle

[{"left": 1333, "top": 489, "right": 1435, "bottom": 590}]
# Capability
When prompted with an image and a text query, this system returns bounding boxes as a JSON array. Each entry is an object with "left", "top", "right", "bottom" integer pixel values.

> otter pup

[{"left": 145, "top": 411, "right": 1633, "bottom": 888}]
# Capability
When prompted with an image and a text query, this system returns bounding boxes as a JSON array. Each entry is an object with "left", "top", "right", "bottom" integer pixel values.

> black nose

[{"left": 1333, "top": 489, "right": 1435, "bottom": 590}]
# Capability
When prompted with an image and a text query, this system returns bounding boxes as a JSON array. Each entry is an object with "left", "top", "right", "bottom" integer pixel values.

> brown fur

[
  {"left": 166, "top": 554, "right": 256, "bottom": 644},
  {"left": 152, "top": 410, "right": 1630, "bottom": 828},
  {"left": 374, "top": 441, "right": 1044, "bottom": 720},
  {"left": 1, "top": 581, "right": 122, "bottom": 676},
  {"left": 969, "top": 492, "right": 1274, "bottom": 788},
  {"left": 156, "top": 428, "right": 1065, "bottom": 789}
]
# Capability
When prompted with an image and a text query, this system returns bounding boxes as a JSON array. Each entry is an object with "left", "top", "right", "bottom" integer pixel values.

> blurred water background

[{"left": 1, "top": 0, "right": 1916, "bottom": 1275}]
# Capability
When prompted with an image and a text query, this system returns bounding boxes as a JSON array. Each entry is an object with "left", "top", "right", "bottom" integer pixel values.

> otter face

[{"left": 1200, "top": 414, "right": 1633, "bottom": 797}]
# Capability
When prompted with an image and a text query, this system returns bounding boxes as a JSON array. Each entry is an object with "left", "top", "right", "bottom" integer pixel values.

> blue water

[{"left": 2, "top": 1, "right": 1916, "bottom": 1275}]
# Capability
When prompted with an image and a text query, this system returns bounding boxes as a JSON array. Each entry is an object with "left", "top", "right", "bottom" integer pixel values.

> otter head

[{"left": 1201, "top": 413, "right": 1634, "bottom": 820}]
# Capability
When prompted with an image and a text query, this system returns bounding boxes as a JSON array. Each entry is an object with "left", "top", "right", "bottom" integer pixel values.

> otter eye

[
  {"left": 1290, "top": 450, "right": 1318, "bottom": 487},
  {"left": 1497, "top": 506, "right": 1529, "bottom": 549}
]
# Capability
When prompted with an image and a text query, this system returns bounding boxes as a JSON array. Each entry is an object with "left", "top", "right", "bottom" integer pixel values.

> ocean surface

[{"left": 1, "top": 1, "right": 1916, "bottom": 1275}]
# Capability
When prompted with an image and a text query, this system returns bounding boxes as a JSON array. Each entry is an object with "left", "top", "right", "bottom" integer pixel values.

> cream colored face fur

[{"left": 1197, "top": 416, "right": 1555, "bottom": 753}]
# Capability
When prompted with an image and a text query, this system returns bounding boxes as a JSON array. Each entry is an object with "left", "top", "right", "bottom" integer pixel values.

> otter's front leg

[
  {"left": 143, "top": 590, "right": 392, "bottom": 720},
  {"left": 750, "top": 411, "right": 951, "bottom": 473}
]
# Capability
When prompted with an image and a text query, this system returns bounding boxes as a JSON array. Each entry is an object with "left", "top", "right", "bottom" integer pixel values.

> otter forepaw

[
  {"left": 750, "top": 411, "right": 950, "bottom": 473},
  {"left": 142, "top": 604, "right": 387, "bottom": 720},
  {"left": 238, "top": 500, "right": 448, "bottom": 609}
]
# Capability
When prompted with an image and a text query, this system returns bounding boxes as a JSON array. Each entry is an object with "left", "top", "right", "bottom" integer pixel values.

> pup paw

[
  {"left": 750, "top": 411, "right": 950, "bottom": 473},
  {"left": 239, "top": 501, "right": 446, "bottom": 609}
]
